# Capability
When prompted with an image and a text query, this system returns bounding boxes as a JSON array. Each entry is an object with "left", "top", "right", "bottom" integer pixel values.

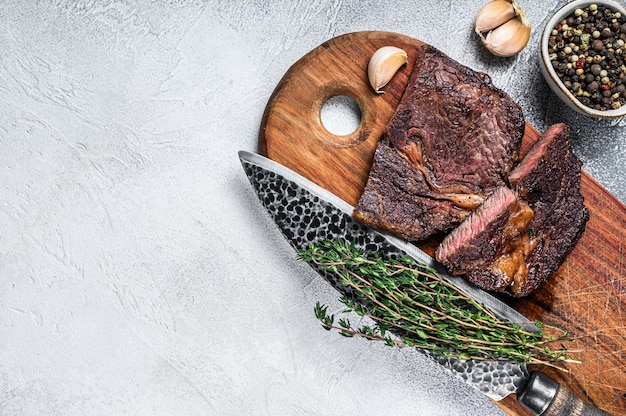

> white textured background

[{"left": 0, "top": 1, "right": 624, "bottom": 415}]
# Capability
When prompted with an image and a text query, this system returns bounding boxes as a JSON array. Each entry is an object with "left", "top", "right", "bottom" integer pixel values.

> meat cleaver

[{"left": 238, "top": 150, "right": 611, "bottom": 416}]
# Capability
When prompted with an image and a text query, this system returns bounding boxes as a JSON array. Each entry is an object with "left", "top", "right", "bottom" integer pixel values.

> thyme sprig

[{"left": 298, "top": 238, "right": 579, "bottom": 370}]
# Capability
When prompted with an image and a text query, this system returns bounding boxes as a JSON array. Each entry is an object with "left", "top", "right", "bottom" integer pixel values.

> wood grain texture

[{"left": 258, "top": 31, "right": 626, "bottom": 415}]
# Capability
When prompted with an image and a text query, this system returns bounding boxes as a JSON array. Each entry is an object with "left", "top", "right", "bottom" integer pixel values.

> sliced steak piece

[
  {"left": 436, "top": 123, "right": 589, "bottom": 297},
  {"left": 353, "top": 138, "right": 471, "bottom": 241},
  {"left": 354, "top": 45, "right": 525, "bottom": 241},
  {"left": 434, "top": 186, "right": 535, "bottom": 294},
  {"left": 508, "top": 123, "right": 589, "bottom": 297}
]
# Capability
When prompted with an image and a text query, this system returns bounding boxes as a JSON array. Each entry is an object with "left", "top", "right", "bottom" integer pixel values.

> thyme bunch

[{"left": 298, "top": 238, "right": 578, "bottom": 370}]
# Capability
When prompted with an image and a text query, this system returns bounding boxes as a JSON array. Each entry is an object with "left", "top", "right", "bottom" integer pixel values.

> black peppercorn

[
  {"left": 592, "top": 39, "right": 604, "bottom": 51},
  {"left": 590, "top": 64, "right": 602, "bottom": 75}
]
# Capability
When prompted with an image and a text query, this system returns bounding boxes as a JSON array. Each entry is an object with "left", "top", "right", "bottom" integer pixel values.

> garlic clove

[
  {"left": 475, "top": 0, "right": 516, "bottom": 33},
  {"left": 511, "top": 0, "right": 530, "bottom": 27},
  {"left": 368, "top": 46, "right": 408, "bottom": 94},
  {"left": 483, "top": 17, "right": 531, "bottom": 57}
]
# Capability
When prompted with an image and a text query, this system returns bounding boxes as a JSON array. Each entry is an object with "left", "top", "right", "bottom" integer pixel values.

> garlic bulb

[
  {"left": 368, "top": 46, "right": 408, "bottom": 93},
  {"left": 475, "top": 0, "right": 531, "bottom": 57}
]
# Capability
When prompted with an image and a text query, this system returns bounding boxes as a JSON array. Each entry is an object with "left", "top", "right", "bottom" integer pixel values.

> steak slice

[
  {"left": 508, "top": 123, "right": 589, "bottom": 297},
  {"left": 435, "top": 186, "right": 535, "bottom": 294},
  {"left": 436, "top": 123, "right": 588, "bottom": 297},
  {"left": 354, "top": 45, "right": 525, "bottom": 241},
  {"left": 353, "top": 138, "right": 470, "bottom": 241}
]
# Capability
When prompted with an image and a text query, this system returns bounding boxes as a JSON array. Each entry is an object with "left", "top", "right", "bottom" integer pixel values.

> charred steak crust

[{"left": 354, "top": 45, "right": 525, "bottom": 242}]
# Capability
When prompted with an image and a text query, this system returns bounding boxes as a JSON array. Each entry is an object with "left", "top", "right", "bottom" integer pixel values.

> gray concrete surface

[{"left": 1, "top": 1, "right": 623, "bottom": 415}]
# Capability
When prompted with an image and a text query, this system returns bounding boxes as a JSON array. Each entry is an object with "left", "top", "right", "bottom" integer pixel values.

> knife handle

[{"left": 518, "top": 372, "right": 612, "bottom": 416}]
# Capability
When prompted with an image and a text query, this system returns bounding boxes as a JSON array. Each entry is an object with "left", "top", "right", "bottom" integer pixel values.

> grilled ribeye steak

[
  {"left": 354, "top": 45, "right": 525, "bottom": 241},
  {"left": 436, "top": 123, "right": 588, "bottom": 297}
]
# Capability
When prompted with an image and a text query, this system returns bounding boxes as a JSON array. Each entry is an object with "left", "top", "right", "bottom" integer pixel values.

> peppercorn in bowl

[{"left": 540, "top": 0, "right": 626, "bottom": 118}]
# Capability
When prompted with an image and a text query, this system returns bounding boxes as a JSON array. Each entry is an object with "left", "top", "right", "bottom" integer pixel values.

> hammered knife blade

[{"left": 238, "top": 150, "right": 611, "bottom": 416}]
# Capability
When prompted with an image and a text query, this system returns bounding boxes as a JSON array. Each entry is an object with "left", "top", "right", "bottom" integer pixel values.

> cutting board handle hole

[{"left": 320, "top": 95, "right": 362, "bottom": 137}]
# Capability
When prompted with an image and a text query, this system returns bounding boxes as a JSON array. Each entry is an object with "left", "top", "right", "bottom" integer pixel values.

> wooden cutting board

[{"left": 258, "top": 31, "right": 626, "bottom": 415}]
